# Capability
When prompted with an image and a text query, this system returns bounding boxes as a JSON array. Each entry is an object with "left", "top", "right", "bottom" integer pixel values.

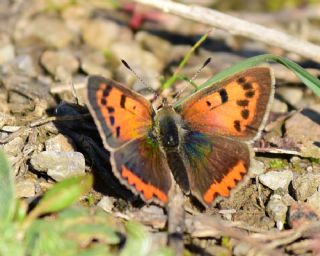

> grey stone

[
  {"left": 2, "top": 137, "right": 25, "bottom": 156},
  {"left": 97, "top": 196, "right": 116, "bottom": 213},
  {"left": 41, "top": 50, "right": 79, "bottom": 80},
  {"left": 278, "top": 87, "right": 303, "bottom": 105},
  {"left": 135, "top": 31, "right": 171, "bottom": 62},
  {"left": 267, "top": 193, "right": 288, "bottom": 230},
  {"left": 30, "top": 151, "right": 85, "bottom": 181},
  {"left": 259, "top": 170, "right": 293, "bottom": 191},
  {"left": 292, "top": 173, "right": 320, "bottom": 201},
  {"left": 112, "top": 42, "right": 162, "bottom": 89},
  {"left": 250, "top": 159, "right": 266, "bottom": 176},
  {"left": 82, "top": 19, "right": 132, "bottom": 51},
  {"left": 285, "top": 104, "right": 320, "bottom": 158},
  {"left": 80, "top": 51, "right": 111, "bottom": 78},
  {"left": 306, "top": 189, "right": 320, "bottom": 211},
  {"left": 45, "top": 134, "right": 75, "bottom": 152},
  {"left": 271, "top": 98, "right": 288, "bottom": 113},
  {"left": 0, "top": 44, "right": 14, "bottom": 65},
  {"left": 16, "top": 179, "right": 36, "bottom": 198},
  {"left": 15, "top": 55, "right": 38, "bottom": 77},
  {"left": 15, "top": 16, "right": 75, "bottom": 48},
  {"left": 0, "top": 33, "right": 15, "bottom": 65}
]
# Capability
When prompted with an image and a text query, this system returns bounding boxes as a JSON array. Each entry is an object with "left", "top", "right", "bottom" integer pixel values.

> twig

[
  {"left": 253, "top": 147, "right": 302, "bottom": 156},
  {"left": 167, "top": 184, "right": 185, "bottom": 256},
  {"left": 186, "top": 214, "right": 280, "bottom": 255},
  {"left": 133, "top": 0, "right": 320, "bottom": 62},
  {"left": 29, "top": 114, "right": 91, "bottom": 128}
]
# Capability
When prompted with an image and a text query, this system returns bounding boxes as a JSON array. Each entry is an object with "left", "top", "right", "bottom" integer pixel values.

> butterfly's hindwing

[
  {"left": 182, "top": 132, "right": 251, "bottom": 205},
  {"left": 111, "top": 136, "right": 173, "bottom": 204}
]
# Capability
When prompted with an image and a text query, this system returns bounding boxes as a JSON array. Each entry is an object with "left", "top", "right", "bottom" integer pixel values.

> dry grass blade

[{"left": 133, "top": 0, "right": 320, "bottom": 62}]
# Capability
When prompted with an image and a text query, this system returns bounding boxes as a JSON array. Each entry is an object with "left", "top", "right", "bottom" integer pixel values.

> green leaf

[
  {"left": 151, "top": 248, "right": 175, "bottom": 256},
  {"left": 25, "top": 207, "right": 119, "bottom": 256},
  {"left": 67, "top": 223, "right": 120, "bottom": 245},
  {"left": 120, "top": 221, "right": 151, "bottom": 256},
  {"left": 0, "top": 151, "right": 15, "bottom": 224},
  {"left": 25, "top": 174, "right": 93, "bottom": 224},
  {"left": 0, "top": 223, "right": 24, "bottom": 256},
  {"left": 25, "top": 219, "right": 77, "bottom": 256},
  {"left": 175, "top": 54, "right": 320, "bottom": 107}
]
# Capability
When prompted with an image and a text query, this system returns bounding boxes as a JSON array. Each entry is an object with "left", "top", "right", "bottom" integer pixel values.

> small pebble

[
  {"left": 292, "top": 173, "right": 320, "bottom": 201},
  {"left": 45, "top": 134, "right": 75, "bottom": 152},
  {"left": 271, "top": 98, "right": 288, "bottom": 113},
  {"left": 97, "top": 196, "right": 116, "bottom": 213},
  {"left": 2, "top": 137, "right": 25, "bottom": 156},
  {"left": 16, "top": 179, "right": 36, "bottom": 198},
  {"left": 306, "top": 189, "right": 320, "bottom": 212},
  {"left": 259, "top": 170, "right": 293, "bottom": 191},
  {"left": 278, "top": 87, "right": 303, "bottom": 105},
  {"left": 41, "top": 50, "right": 79, "bottom": 80},
  {"left": 266, "top": 193, "right": 288, "bottom": 230},
  {"left": 30, "top": 151, "right": 85, "bottom": 181}
]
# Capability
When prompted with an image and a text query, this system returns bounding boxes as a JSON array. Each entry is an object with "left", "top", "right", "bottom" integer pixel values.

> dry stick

[
  {"left": 167, "top": 184, "right": 185, "bottom": 256},
  {"left": 133, "top": 0, "right": 320, "bottom": 63}
]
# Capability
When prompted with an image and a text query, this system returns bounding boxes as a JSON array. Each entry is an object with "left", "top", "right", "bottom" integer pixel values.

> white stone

[{"left": 259, "top": 170, "right": 293, "bottom": 191}]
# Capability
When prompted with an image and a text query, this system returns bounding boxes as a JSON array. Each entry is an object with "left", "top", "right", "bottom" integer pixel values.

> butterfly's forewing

[
  {"left": 86, "top": 76, "right": 173, "bottom": 204},
  {"left": 86, "top": 76, "right": 154, "bottom": 150},
  {"left": 183, "top": 132, "right": 251, "bottom": 205},
  {"left": 111, "top": 137, "right": 172, "bottom": 204},
  {"left": 176, "top": 67, "right": 274, "bottom": 141}
]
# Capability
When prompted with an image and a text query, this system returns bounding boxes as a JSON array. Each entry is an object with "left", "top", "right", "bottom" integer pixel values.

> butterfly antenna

[
  {"left": 191, "top": 57, "right": 212, "bottom": 82},
  {"left": 175, "top": 57, "right": 212, "bottom": 100},
  {"left": 121, "top": 59, "right": 159, "bottom": 99}
]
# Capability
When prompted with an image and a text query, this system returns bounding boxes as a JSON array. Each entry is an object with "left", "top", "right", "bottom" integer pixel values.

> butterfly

[{"left": 86, "top": 67, "right": 274, "bottom": 207}]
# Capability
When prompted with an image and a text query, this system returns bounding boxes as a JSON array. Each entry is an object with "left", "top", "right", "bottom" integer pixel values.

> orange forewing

[
  {"left": 177, "top": 67, "right": 274, "bottom": 141},
  {"left": 87, "top": 76, "right": 154, "bottom": 149}
]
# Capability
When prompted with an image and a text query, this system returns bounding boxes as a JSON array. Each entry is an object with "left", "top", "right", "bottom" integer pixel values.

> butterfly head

[{"left": 154, "top": 103, "right": 184, "bottom": 150}]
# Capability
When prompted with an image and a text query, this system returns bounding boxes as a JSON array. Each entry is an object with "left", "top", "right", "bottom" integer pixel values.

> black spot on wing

[
  {"left": 120, "top": 94, "right": 126, "bottom": 108},
  {"left": 109, "top": 116, "right": 115, "bottom": 126},
  {"left": 237, "top": 77, "right": 246, "bottom": 84},
  {"left": 206, "top": 101, "right": 211, "bottom": 107},
  {"left": 234, "top": 120, "right": 241, "bottom": 132},
  {"left": 245, "top": 91, "right": 255, "bottom": 98},
  {"left": 116, "top": 126, "right": 120, "bottom": 137},
  {"left": 103, "top": 85, "right": 112, "bottom": 97},
  {"left": 219, "top": 89, "right": 228, "bottom": 103},
  {"left": 241, "top": 109, "right": 249, "bottom": 119},
  {"left": 243, "top": 83, "right": 253, "bottom": 90},
  {"left": 107, "top": 106, "right": 115, "bottom": 113},
  {"left": 101, "top": 98, "right": 107, "bottom": 105},
  {"left": 237, "top": 100, "right": 249, "bottom": 107}
]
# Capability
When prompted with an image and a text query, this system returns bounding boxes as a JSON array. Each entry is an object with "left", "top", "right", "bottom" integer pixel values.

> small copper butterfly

[{"left": 86, "top": 67, "right": 274, "bottom": 206}]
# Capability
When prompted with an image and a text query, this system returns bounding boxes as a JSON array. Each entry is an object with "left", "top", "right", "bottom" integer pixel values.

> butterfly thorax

[{"left": 154, "top": 106, "right": 184, "bottom": 150}]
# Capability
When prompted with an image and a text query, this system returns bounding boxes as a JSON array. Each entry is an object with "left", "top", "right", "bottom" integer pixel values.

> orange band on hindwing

[
  {"left": 203, "top": 160, "right": 247, "bottom": 204},
  {"left": 121, "top": 166, "right": 168, "bottom": 203}
]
